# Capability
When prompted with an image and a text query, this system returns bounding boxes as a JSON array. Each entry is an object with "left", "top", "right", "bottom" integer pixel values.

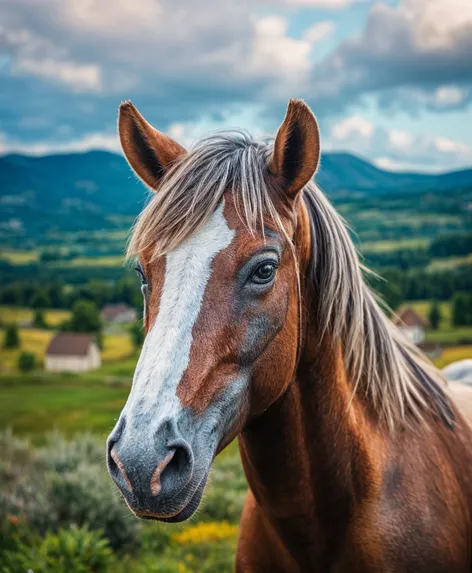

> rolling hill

[{"left": 1, "top": 149, "right": 472, "bottom": 235}]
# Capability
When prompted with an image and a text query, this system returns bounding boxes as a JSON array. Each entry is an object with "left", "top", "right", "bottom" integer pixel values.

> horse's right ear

[{"left": 118, "top": 101, "right": 186, "bottom": 191}]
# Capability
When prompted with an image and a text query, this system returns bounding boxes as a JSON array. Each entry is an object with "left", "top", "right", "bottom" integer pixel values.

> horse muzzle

[{"left": 106, "top": 415, "right": 208, "bottom": 522}]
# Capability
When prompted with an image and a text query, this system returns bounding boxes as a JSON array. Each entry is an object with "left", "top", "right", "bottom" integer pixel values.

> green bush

[
  {"left": 18, "top": 351, "right": 36, "bottom": 372},
  {"left": 0, "top": 430, "right": 247, "bottom": 572},
  {"left": 452, "top": 292, "right": 472, "bottom": 326},
  {"left": 3, "top": 323, "right": 19, "bottom": 349},
  {"left": 428, "top": 299, "right": 441, "bottom": 330},
  {"left": 0, "top": 431, "right": 140, "bottom": 551},
  {"left": 33, "top": 308, "right": 48, "bottom": 329},
  {"left": 1, "top": 525, "right": 113, "bottom": 573}
]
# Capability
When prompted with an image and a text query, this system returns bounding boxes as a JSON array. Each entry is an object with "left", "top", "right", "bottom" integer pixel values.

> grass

[
  {"left": 0, "top": 375, "right": 129, "bottom": 438},
  {"left": 0, "top": 305, "right": 71, "bottom": 326},
  {"left": 1, "top": 328, "right": 54, "bottom": 370},
  {"left": 53, "top": 255, "right": 125, "bottom": 268},
  {"left": 427, "top": 254, "right": 472, "bottom": 271},
  {"left": 101, "top": 333, "right": 134, "bottom": 361},
  {"left": 359, "top": 238, "right": 430, "bottom": 253},
  {"left": 425, "top": 328, "right": 472, "bottom": 346},
  {"left": 0, "top": 248, "right": 39, "bottom": 264},
  {"left": 434, "top": 346, "right": 472, "bottom": 370},
  {"left": 0, "top": 336, "right": 469, "bottom": 440}
]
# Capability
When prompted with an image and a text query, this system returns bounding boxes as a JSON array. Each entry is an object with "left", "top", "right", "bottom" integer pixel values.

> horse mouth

[{"left": 133, "top": 470, "right": 209, "bottom": 523}]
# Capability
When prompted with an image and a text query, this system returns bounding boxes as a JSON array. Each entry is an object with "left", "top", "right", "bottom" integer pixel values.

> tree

[
  {"left": 48, "top": 282, "right": 66, "bottom": 308},
  {"left": 371, "top": 280, "right": 403, "bottom": 313},
  {"left": 3, "top": 323, "right": 20, "bottom": 349},
  {"left": 452, "top": 292, "right": 472, "bottom": 327},
  {"left": 33, "top": 309, "right": 47, "bottom": 329},
  {"left": 68, "top": 300, "right": 102, "bottom": 333},
  {"left": 129, "top": 322, "right": 145, "bottom": 349},
  {"left": 30, "top": 288, "right": 51, "bottom": 309},
  {"left": 18, "top": 351, "right": 36, "bottom": 372},
  {"left": 428, "top": 299, "right": 441, "bottom": 330}
]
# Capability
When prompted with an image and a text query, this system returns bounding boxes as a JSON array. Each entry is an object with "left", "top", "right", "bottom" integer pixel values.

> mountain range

[{"left": 1, "top": 150, "right": 472, "bottom": 235}]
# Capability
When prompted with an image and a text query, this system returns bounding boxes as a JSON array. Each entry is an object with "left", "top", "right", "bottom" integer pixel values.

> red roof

[
  {"left": 46, "top": 332, "right": 96, "bottom": 356},
  {"left": 101, "top": 303, "right": 135, "bottom": 320},
  {"left": 393, "top": 307, "right": 429, "bottom": 328}
]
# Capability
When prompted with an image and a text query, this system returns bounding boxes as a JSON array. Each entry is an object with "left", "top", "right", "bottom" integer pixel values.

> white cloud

[
  {"left": 373, "top": 156, "right": 445, "bottom": 173},
  {"left": 14, "top": 57, "right": 102, "bottom": 91},
  {"left": 331, "top": 115, "right": 374, "bottom": 140},
  {"left": 0, "top": 0, "right": 472, "bottom": 166},
  {"left": 310, "top": 0, "right": 472, "bottom": 114},
  {"left": 433, "top": 86, "right": 467, "bottom": 107},
  {"left": 0, "top": 1, "right": 317, "bottom": 104},
  {"left": 280, "top": 0, "right": 368, "bottom": 8},
  {"left": 324, "top": 118, "right": 472, "bottom": 172},
  {"left": 434, "top": 137, "right": 472, "bottom": 155},
  {"left": 0, "top": 132, "right": 121, "bottom": 156},
  {"left": 252, "top": 16, "right": 311, "bottom": 77},
  {"left": 303, "top": 21, "right": 335, "bottom": 44},
  {"left": 388, "top": 129, "right": 414, "bottom": 149},
  {"left": 406, "top": 0, "right": 472, "bottom": 51}
]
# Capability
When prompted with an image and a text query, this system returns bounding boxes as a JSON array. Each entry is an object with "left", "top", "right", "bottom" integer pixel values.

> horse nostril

[
  {"left": 150, "top": 440, "right": 194, "bottom": 497},
  {"left": 107, "top": 444, "right": 133, "bottom": 494},
  {"left": 150, "top": 450, "right": 176, "bottom": 495}
]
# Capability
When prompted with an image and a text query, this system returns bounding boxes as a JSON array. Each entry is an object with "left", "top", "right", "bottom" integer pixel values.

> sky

[{"left": 1, "top": 0, "right": 472, "bottom": 172}]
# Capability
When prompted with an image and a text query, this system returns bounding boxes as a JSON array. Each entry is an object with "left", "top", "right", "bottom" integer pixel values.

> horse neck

[{"left": 238, "top": 322, "right": 386, "bottom": 556}]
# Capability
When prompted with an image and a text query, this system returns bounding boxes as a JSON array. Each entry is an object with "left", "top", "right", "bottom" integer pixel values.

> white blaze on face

[{"left": 127, "top": 201, "right": 235, "bottom": 419}]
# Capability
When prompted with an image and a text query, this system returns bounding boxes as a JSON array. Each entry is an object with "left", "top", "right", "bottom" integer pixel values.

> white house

[
  {"left": 101, "top": 303, "right": 137, "bottom": 324},
  {"left": 393, "top": 307, "right": 429, "bottom": 344},
  {"left": 45, "top": 332, "right": 101, "bottom": 373}
]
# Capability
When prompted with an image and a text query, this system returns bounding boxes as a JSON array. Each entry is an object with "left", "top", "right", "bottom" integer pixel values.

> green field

[
  {"left": 0, "top": 337, "right": 468, "bottom": 440},
  {"left": 0, "top": 376, "right": 130, "bottom": 437},
  {"left": 0, "top": 305, "right": 71, "bottom": 326},
  {"left": 360, "top": 238, "right": 431, "bottom": 253},
  {"left": 0, "top": 248, "right": 40, "bottom": 264}
]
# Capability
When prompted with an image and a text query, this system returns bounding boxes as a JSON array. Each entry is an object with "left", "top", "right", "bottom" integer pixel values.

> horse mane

[{"left": 127, "top": 130, "right": 454, "bottom": 430}]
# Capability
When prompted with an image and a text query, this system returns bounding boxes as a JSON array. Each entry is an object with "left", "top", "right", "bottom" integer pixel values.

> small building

[
  {"left": 45, "top": 332, "right": 101, "bottom": 373},
  {"left": 393, "top": 306, "right": 429, "bottom": 344},
  {"left": 417, "top": 341, "right": 442, "bottom": 360},
  {"left": 101, "top": 303, "right": 137, "bottom": 324}
]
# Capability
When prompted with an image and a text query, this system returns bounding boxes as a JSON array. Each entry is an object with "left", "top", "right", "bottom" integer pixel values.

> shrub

[
  {"left": 428, "top": 300, "right": 441, "bottom": 331},
  {"left": 33, "top": 308, "right": 48, "bottom": 329},
  {"left": 0, "top": 431, "right": 140, "bottom": 552},
  {"left": 452, "top": 292, "right": 472, "bottom": 326},
  {"left": 18, "top": 351, "right": 36, "bottom": 372},
  {"left": 30, "top": 289, "right": 51, "bottom": 309},
  {"left": 2, "top": 525, "right": 114, "bottom": 573},
  {"left": 3, "top": 323, "right": 19, "bottom": 349},
  {"left": 68, "top": 299, "right": 102, "bottom": 333}
]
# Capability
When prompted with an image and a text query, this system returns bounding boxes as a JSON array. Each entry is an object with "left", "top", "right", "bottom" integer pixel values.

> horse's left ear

[
  {"left": 118, "top": 101, "right": 187, "bottom": 191},
  {"left": 268, "top": 99, "right": 320, "bottom": 198}
]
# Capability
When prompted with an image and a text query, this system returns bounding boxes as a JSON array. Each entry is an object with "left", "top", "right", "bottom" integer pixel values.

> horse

[{"left": 107, "top": 99, "right": 472, "bottom": 572}]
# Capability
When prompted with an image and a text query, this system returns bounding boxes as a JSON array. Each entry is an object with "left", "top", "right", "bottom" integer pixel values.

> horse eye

[
  {"left": 251, "top": 262, "right": 277, "bottom": 285},
  {"left": 135, "top": 266, "right": 147, "bottom": 284}
]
